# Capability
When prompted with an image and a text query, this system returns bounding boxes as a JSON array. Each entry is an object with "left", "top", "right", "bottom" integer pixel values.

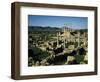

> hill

[{"left": 28, "top": 26, "right": 62, "bottom": 32}]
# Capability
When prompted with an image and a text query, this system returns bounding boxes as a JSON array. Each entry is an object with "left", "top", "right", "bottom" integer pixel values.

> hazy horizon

[{"left": 28, "top": 15, "right": 88, "bottom": 29}]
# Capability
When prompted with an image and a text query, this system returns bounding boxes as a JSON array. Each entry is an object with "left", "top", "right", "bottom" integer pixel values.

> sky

[{"left": 28, "top": 15, "right": 88, "bottom": 29}]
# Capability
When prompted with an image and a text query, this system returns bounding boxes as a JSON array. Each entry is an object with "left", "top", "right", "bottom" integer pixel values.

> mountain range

[{"left": 28, "top": 26, "right": 87, "bottom": 32}]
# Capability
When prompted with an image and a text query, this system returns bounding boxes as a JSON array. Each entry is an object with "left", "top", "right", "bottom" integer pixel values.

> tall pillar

[
  {"left": 57, "top": 33, "right": 59, "bottom": 47},
  {"left": 64, "top": 37, "right": 66, "bottom": 48},
  {"left": 78, "top": 32, "right": 80, "bottom": 47}
]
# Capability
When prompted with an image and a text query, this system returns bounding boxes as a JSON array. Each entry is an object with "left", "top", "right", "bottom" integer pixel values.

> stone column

[
  {"left": 57, "top": 33, "right": 59, "bottom": 47},
  {"left": 78, "top": 32, "right": 80, "bottom": 47}
]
